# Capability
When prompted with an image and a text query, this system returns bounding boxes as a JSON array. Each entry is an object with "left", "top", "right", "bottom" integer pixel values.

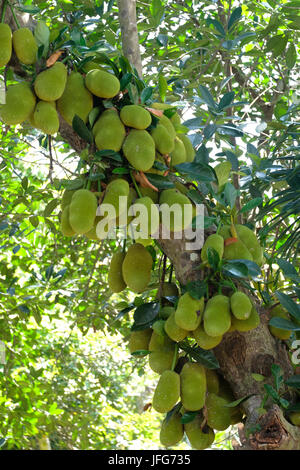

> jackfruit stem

[
  {"left": 7, "top": 1, "right": 20, "bottom": 29},
  {"left": 1, "top": 0, "right": 8, "bottom": 23},
  {"left": 130, "top": 170, "right": 142, "bottom": 198}
]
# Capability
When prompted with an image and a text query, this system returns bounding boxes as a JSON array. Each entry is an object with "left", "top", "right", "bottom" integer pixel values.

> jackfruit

[
  {"left": 85, "top": 216, "right": 102, "bottom": 240},
  {"left": 0, "top": 24, "right": 12, "bottom": 67},
  {"left": 159, "top": 114, "right": 176, "bottom": 139},
  {"left": 159, "top": 306, "right": 176, "bottom": 320},
  {"left": 120, "top": 105, "right": 152, "bottom": 130},
  {"left": 108, "top": 251, "right": 126, "bottom": 293},
  {"left": 157, "top": 282, "right": 179, "bottom": 303},
  {"left": 231, "top": 306, "right": 260, "bottom": 332},
  {"left": 165, "top": 311, "right": 189, "bottom": 342},
  {"left": 61, "top": 189, "right": 76, "bottom": 209},
  {"left": 180, "top": 362, "right": 206, "bottom": 411},
  {"left": 122, "top": 243, "right": 153, "bottom": 293},
  {"left": 0, "top": 82, "right": 36, "bottom": 125},
  {"left": 151, "top": 124, "right": 175, "bottom": 155},
  {"left": 129, "top": 196, "right": 160, "bottom": 239},
  {"left": 230, "top": 291, "right": 252, "bottom": 320},
  {"left": 178, "top": 134, "right": 195, "bottom": 162},
  {"left": 57, "top": 71, "right": 93, "bottom": 125},
  {"left": 12, "top": 27, "right": 37, "bottom": 65},
  {"left": 175, "top": 293, "right": 204, "bottom": 331},
  {"left": 85, "top": 69, "right": 120, "bottom": 98},
  {"left": 93, "top": 109, "right": 125, "bottom": 152},
  {"left": 122, "top": 129, "right": 156, "bottom": 172},
  {"left": 184, "top": 417, "right": 215, "bottom": 450},
  {"left": 235, "top": 224, "right": 263, "bottom": 266},
  {"left": 82, "top": 61, "right": 105, "bottom": 73},
  {"left": 203, "top": 295, "right": 231, "bottom": 337},
  {"left": 223, "top": 239, "right": 253, "bottom": 261},
  {"left": 201, "top": 233, "right": 224, "bottom": 265},
  {"left": 60, "top": 205, "right": 75, "bottom": 237},
  {"left": 160, "top": 411, "right": 184, "bottom": 447},
  {"left": 148, "top": 331, "right": 177, "bottom": 375},
  {"left": 101, "top": 178, "right": 129, "bottom": 220},
  {"left": 69, "top": 189, "right": 97, "bottom": 234},
  {"left": 170, "top": 136, "right": 186, "bottom": 166},
  {"left": 290, "top": 412, "right": 300, "bottom": 426},
  {"left": 152, "top": 370, "right": 180, "bottom": 413},
  {"left": 128, "top": 328, "right": 152, "bottom": 355},
  {"left": 269, "top": 305, "right": 291, "bottom": 340},
  {"left": 33, "top": 101, "right": 59, "bottom": 135},
  {"left": 206, "top": 369, "right": 220, "bottom": 394},
  {"left": 206, "top": 393, "right": 232, "bottom": 431},
  {"left": 193, "top": 325, "right": 222, "bottom": 350},
  {"left": 159, "top": 189, "right": 193, "bottom": 232},
  {"left": 34, "top": 62, "right": 67, "bottom": 101},
  {"left": 152, "top": 319, "right": 166, "bottom": 337}
]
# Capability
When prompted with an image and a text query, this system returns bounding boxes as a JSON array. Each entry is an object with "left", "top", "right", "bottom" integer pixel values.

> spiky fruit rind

[
  {"left": 120, "top": 105, "right": 152, "bottom": 130},
  {"left": 203, "top": 295, "right": 231, "bottom": 337},
  {"left": 33, "top": 101, "right": 59, "bottom": 135},
  {"left": 160, "top": 411, "right": 184, "bottom": 447},
  {"left": 230, "top": 291, "right": 252, "bottom": 320},
  {"left": 201, "top": 233, "right": 224, "bottom": 264},
  {"left": 34, "top": 62, "right": 67, "bottom": 101},
  {"left": 85, "top": 69, "right": 120, "bottom": 98},
  {"left": 152, "top": 370, "right": 180, "bottom": 413},
  {"left": 0, "top": 82, "right": 36, "bottom": 125},
  {"left": 206, "top": 393, "right": 232, "bottom": 431},
  {"left": 69, "top": 189, "right": 97, "bottom": 234},
  {"left": 12, "top": 27, "right": 37, "bottom": 64},
  {"left": 180, "top": 362, "right": 206, "bottom": 411},
  {"left": 122, "top": 129, "right": 156, "bottom": 172},
  {"left": 175, "top": 292, "right": 204, "bottom": 331},
  {"left": 57, "top": 71, "right": 93, "bottom": 125},
  {"left": 193, "top": 325, "right": 222, "bottom": 350},
  {"left": 184, "top": 417, "right": 215, "bottom": 450},
  {"left": 128, "top": 328, "right": 152, "bottom": 355},
  {"left": 108, "top": 251, "right": 126, "bottom": 293},
  {"left": 122, "top": 243, "right": 153, "bottom": 293}
]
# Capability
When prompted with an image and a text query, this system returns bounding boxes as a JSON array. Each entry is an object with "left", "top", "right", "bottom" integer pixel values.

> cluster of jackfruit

[{"left": 201, "top": 225, "right": 264, "bottom": 267}]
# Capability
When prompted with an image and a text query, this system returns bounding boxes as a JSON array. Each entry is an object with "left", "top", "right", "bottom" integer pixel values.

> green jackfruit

[
  {"left": 148, "top": 331, "right": 177, "bottom": 374},
  {"left": 160, "top": 411, "right": 184, "bottom": 447},
  {"left": 12, "top": 27, "right": 37, "bottom": 65},
  {"left": 224, "top": 239, "right": 253, "bottom": 261},
  {"left": 69, "top": 189, "right": 97, "bottom": 234},
  {"left": 180, "top": 362, "right": 206, "bottom": 411},
  {"left": 175, "top": 293, "right": 204, "bottom": 331},
  {"left": 33, "top": 101, "right": 59, "bottom": 135},
  {"left": 34, "top": 62, "right": 67, "bottom": 101},
  {"left": 159, "top": 306, "right": 176, "bottom": 320},
  {"left": 60, "top": 205, "right": 75, "bottom": 237},
  {"left": 170, "top": 136, "right": 186, "bottom": 166},
  {"left": 151, "top": 124, "right": 175, "bottom": 155},
  {"left": 206, "top": 369, "right": 220, "bottom": 394},
  {"left": 122, "top": 243, "right": 153, "bottom": 293},
  {"left": 101, "top": 178, "right": 129, "bottom": 221},
  {"left": 61, "top": 189, "right": 76, "bottom": 209},
  {"left": 93, "top": 109, "right": 125, "bottom": 152},
  {"left": 193, "top": 325, "right": 222, "bottom": 350},
  {"left": 57, "top": 71, "right": 93, "bottom": 125},
  {"left": 82, "top": 61, "right": 105, "bottom": 73},
  {"left": 178, "top": 134, "right": 195, "bottom": 163},
  {"left": 139, "top": 186, "right": 159, "bottom": 203},
  {"left": 206, "top": 393, "right": 232, "bottom": 431},
  {"left": 201, "top": 234, "right": 224, "bottom": 265},
  {"left": 290, "top": 412, "right": 300, "bottom": 426},
  {"left": 230, "top": 291, "right": 252, "bottom": 320},
  {"left": 152, "top": 319, "right": 166, "bottom": 337},
  {"left": 231, "top": 306, "right": 260, "bottom": 332},
  {"left": 235, "top": 224, "right": 263, "bottom": 266},
  {"left": 129, "top": 196, "right": 160, "bottom": 239},
  {"left": 0, "top": 82, "right": 36, "bottom": 125},
  {"left": 0, "top": 24, "right": 12, "bottom": 67},
  {"left": 184, "top": 418, "right": 215, "bottom": 450},
  {"left": 159, "top": 189, "right": 193, "bottom": 232},
  {"left": 152, "top": 370, "right": 180, "bottom": 413},
  {"left": 122, "top": 129, "right": 156, "bottom": 172},
  {"left": 203, "top": 295, "right": 231, "bottom": 337},
  {"left": 120, "top": 105, "right": 152, "bottom": 130},
  {"left": 165, "top": 311, "right": 189, "bottom": 342},
  {"left": 159, "top": 114, "right": 176, "bottom": 139},
  {"left": 128, "top": 328, "right": 152, "bottom": 355},
  {"left": 85, "top": 69, "right": 120, "bottom": 98},
  {"left": 269, "top": 305, "right": 291, "bottom": 340},
  {"left": 108, "top": 251, "right": 126, "bottom": 293},
  {"left": 157, "top": 282, "right": 179, "bottom": 304}
]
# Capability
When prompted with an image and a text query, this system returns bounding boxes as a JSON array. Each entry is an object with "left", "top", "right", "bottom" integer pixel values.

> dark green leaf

[
  {"left": 218, "top": 91, "right": 235, "bottom": 111},
  {"left": 181, "top": 411, "right": 198, "bottom": 424},
  {"left": 133, "top": 302, "right": 160, "bottom": 326},
  {"left": 285, "top": 375, "right": 300, "bottom": 389},
  {"left": 140, "top": 87, "right": 153, "bottom": 104},
  {"left": 144, "top": 173, "right": 175, "bottom": 189},
  {"left": 186, "top": 281, "right": 207, "bottom": 300},
  {"left": 179, "top": 344, "right": 219, "bottom": 369},
  {"left": 72, "top": 115, "right": 93, "bottom": 144},
  {"left": 239, "top": 197, "right": 263, "bottom": 213},
  {"left": 275, "top": 291, "right": 300, "bottom": 322},
  {"left": 199, "top": 85, "right": 217, "bottom": 110},
  {"left": 228, "top": 6, "right": 242, "bottom": 31},
  {"left": 269, "top": 317, "right": 300, "bottom": 331},
  {"left": 43, "top": 199, "right": 58, "bottom": 217}
]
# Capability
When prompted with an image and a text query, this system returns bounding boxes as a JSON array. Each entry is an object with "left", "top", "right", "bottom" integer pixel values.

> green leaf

[
  {"left": 207, "top": 247, "right": 220, "bottom": 271},
  {"left": 144, "top": 173, "right": 174, "bottom": 189},
  {"left": 133, "top": 302, "right": 160, "bottom": 326},
  {"left": 222, "top": 259, "right": 261, "bottom": 280},
  {"left": 179, "top": 344, "right": 219, "bottom": 369},
  {"left": 140, "top": 87, "right": 153, "bottom": 104},
  {"left": 43, "top": 199, "right": 58, "bottom": 217},
  {"left": 224, "top": 395, "right": 252, "bottom": 408},
  {"left": 269, "top": 317, "right": 300, "bottom": 331},
  {"left": 206, "top": 18, "right": 226, "bottom": 37},
  {"left": 252, "top": 373, "right": 265, "bottom": 382},
  {"left": 120, "top": 72, "right": 133, "bottom": 91},
  {"left": 158, "top": 74, "right": 168, "bottom": 103},
  {"left": 218, "top": 91, "right": 235, "bottom": 111},
  {"left": 199, "top": 85, "right": 217, "bottom": 110},
  {"left": 72, "top": 115, "right": 93, "bottom": 144},
  {"left": 228, "top": 6, "right": 242, "bottom": 31},
  {"left": 275, "top": 291, "right": 300, "bottom": 322},
  {"left": 264, "top": 384, "right": 280, "bottom": 403},
  {"left": 181, "top": 411, "right": 198, "bottom": 424},
  {"left": 239, "top": 197, "right": 263, "bottom": 213},
  {"left": 224, "top": 182, "right": 238, "bottom": 209},
  {"left": 175, "top": 162, "right": 216, "bottom": 183},
  {"left": 150, "top": 0, "right": 165, "bottom": 27},
  {"left": 271, "top": 364, "right": 283, "bottom": 392},
  {"left": 186, "top": 281, "right": 207, "bottom": 300},
  {"left": 285, "top": 375, "right": 300, "bottom": 389}
]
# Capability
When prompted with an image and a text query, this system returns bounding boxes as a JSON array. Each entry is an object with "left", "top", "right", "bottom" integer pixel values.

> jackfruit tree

[{"left": 0, "top": 0, "right": 299, "bottom": 452}]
